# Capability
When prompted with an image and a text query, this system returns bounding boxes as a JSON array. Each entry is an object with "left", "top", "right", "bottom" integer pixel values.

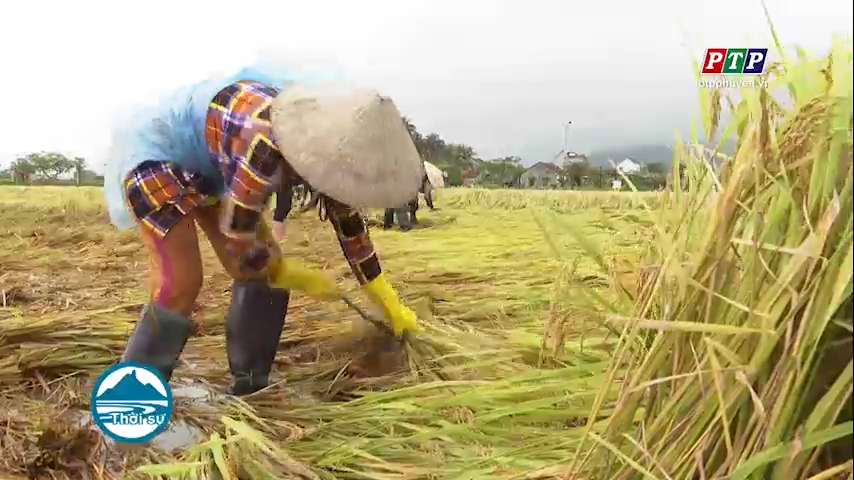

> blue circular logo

[{"left": 90, "top": 361, "right": 173, "bottom": 443}]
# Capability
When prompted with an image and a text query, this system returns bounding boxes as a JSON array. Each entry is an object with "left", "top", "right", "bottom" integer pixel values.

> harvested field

[
  {"left": 0, "top": 186, "right": 649, "bottom": 478},
  {"left": 1, "top": 38, "right": 852, "bottom": 480}
]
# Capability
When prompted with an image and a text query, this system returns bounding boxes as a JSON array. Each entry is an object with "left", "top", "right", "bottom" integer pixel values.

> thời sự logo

[{"left": 90, "top": 361, "right": 173, "bottom": 443}]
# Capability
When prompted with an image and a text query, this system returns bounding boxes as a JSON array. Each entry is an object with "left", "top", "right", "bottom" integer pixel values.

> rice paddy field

[
  {"left": 1, "top": 41, "right": 852, "bottom": 480},
  {"left": 0, "top": 184, "right": 649, "bottom": 478}
]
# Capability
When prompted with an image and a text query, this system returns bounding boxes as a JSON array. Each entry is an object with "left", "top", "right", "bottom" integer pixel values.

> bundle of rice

[{"left": 571, "top": 36, "right": 853, "bottom": 479}]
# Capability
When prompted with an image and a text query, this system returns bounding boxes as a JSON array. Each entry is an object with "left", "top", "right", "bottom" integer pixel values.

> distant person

[
  {"left": 384, "top": 167, "right": 434, "bottom": 230},
  {"left": 271, "top": 182, "right": 294, "bottom": 242},
  {"left": 271, "top": 183, "right": 321, "bottom": 242},
  {"left": 300, "top": 186, "right": 321, "bottom": 212},
  {"left": 383, "top": 203, "right": 413, "bottom": 231},
  {"left": 103, "top": 66, "right": 422, "bottom": 396},
  {"left": 409, "top": 169, "right": 436, "bottom": 224}
]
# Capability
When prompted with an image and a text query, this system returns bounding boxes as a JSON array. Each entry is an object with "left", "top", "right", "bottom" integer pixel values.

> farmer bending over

[
  {"left": 410, "top": 165, "right": 436, "bottom": 224},
  {"left": 104, "top": 67, "right": 423, "bottom": 396},
  {"left": 383, "top": 164, "right": 434, "bottom": 230}
]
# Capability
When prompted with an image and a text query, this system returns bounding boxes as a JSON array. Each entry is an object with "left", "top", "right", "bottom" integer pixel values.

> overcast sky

[{"left": 1, "top": 0, "right": 851, "bottom": 172}]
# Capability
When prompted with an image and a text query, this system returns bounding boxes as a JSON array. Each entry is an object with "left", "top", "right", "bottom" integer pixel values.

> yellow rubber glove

[
  {"left": 363, "top": 273, "right": 418, "bottom": 336},
  {"left": 269, "top": 257, "right": 340, "bottom": 300}
]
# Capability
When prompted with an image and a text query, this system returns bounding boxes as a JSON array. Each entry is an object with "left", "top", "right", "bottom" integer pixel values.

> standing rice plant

[
  {"left": 571, "top": 36, "right": 853, "bottom": 479},
  {"left": 440, "top": 188, "right": 662, "bottom": 211}
]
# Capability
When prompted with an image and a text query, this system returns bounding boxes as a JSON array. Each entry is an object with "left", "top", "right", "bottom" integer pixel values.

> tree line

[
  {"left": 3, "top": 127, "right": 676, "bottom": 190},
  {"left": 403, "top": 117, "right": 672, "bottom": 190},
  {"left": 2, "top": 152, "right": 99, "bottom": 185},
  {"left": 559, "top": 159, "right": 671, "bottom": 190},
  {"left": 403, "top": 117, "right": 531, "bottom": 186}
]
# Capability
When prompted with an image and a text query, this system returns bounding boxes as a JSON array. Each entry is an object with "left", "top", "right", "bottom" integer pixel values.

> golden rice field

[
  {"left": 1, "top": 37, "right": 852, "bottom": 480},
  {"left": 0, "top": 186, "right": 651, "bottom": 479}
]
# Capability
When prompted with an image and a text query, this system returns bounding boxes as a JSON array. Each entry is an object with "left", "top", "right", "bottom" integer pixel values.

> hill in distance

[
  {"left": 97, "top": 368, "right": 167, "bottom": 401},
  {"left": 585, "top": 140, "right": 736, "bottom": 169}
]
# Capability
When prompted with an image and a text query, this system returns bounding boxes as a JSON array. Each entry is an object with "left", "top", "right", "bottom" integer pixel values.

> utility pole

[{"left": 563, "top": 121, "right": 572, "bottom": 161}]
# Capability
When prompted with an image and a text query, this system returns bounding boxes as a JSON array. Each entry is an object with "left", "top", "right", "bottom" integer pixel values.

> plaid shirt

[{"left": 205, "top": 80, "right": 382, "bottom": 284}]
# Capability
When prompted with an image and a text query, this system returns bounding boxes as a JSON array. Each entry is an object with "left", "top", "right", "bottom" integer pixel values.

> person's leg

[
  {"left": 122, "top": 162, "right": 207, "bottom": 381},
  {"left": 202, "top": 81, "right": 300, "bottom": 395},
  {"left": 396, "top": 204, "right": 412, "bottom": 231},
  {"left": 305, "top": 189, "right": 321, "bottom": 211},
  {"left": 272, "top": 184, "right": 293, "bottom": 242},
  {"left": 424, "top": 189, "right": 435, "bottom": 210},
  {"left": 196, "top": 199, "right": 290, "bottom": 395},
  {"left": 138, "top": 214, "right": 204, "bottom": 316},
  {"left": 408, "top": 197, "right": 419, "bottom": 224},
  {"left": 223, "top": 279, "right": 289, "bottom": 395},
  {"left": 383, "top": 208, "right": 395, "bottom": 228}
]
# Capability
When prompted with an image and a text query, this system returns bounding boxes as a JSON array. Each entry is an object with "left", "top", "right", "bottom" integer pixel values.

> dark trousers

[
  {"left": 274, "top": 184, "right": 322, "bottom": 221},
  {"left": 273, "top": 185, "right": 294, "bottom": 222},
  {"left": 422, "top": 190, "right": 434, "bottom": 210},
  {"left": 408, "top": 197, "right": 419, "bottom": 223},
  {"left": 384, "top": 203, "right": 413, "bottom": 230}
]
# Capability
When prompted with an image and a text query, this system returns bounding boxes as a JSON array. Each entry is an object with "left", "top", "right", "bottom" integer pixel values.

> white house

[
  {"left": 616, "top": 158, "right": 642, "bottom": 174},
  {"left": 519, "top": 162, "right": 561, "bottom": 188},
  {"left": 556, "top": 150, "right": 589, "bottom": 165}
]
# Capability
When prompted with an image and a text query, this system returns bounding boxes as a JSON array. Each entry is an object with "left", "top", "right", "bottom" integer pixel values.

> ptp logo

[{"left": 702, "top": 48, "right": 768, "bottom": 75}]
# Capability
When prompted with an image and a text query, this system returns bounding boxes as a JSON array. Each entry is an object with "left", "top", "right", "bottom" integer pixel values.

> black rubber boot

[
  {"left": 225, "top": 280, "right": 290, "bottom": 396},
  {"left": 122, "top": 303, "right": 192, "bottom": 382},
  {"left": 408, "top": 198, "right": 419, "bottom": 224},
  {"left": 383, "top": 208, "right": 395, "bottom": 229},
  {"left": 396, "top": 205, "right": 412, "bottom": 231}
]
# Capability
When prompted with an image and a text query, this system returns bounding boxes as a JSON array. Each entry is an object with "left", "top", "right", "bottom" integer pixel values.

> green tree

[
  {"left": 602, "top": 167, "right": 619, "bottom": 189},
  {"left": 562, "top": 159, "right": 591, "bottom": 188},
  {"left": 646, "top": 162, "right": 668, "bottom": 175},
  {"left": 71, "top": 156, "right": 89, "bottom": 185},
  {"left": 10, "top": 156, "right": 37, "bottom": 176},
  {"left": 401, "top": 116, "right": 481, "bottom": 186},
  {"left": 480, "top": 156, "right": 525, "bottom": 186},
  {"left": 643, "top": 162, "right": 668, "bottom": 190},
  {"left": 443, "top": 165, "right": 463, "bottom": 186},
  {"left": 447, "top": 143, "right": 476, "bottom": 165},
  {"left": 13, "top": 152, "right": 77, "bottom": 180},
  {"left": 402, "top": 116, "right": 422, "bottom": 146},
  {"left": 421, "top": 133, "right": 446, "bottom": 162}
]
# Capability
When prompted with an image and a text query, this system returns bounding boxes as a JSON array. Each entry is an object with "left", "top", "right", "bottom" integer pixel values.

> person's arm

[
  {"left": 221, "top": 140, "right": 282, "bottom": 240},
  {"left": 325, "top": 198, "right": 382, "bottom": 285},
  {"left": 325, "top": 198, "right": 417, "bottom": 335}
]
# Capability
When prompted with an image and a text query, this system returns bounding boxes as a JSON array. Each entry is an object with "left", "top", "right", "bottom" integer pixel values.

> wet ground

[
  {"left": 73, "top": 325, "right": 407, "bottom": 455},
  {"left": 74, "top": 382, "right": 211, "bottom": 453}
]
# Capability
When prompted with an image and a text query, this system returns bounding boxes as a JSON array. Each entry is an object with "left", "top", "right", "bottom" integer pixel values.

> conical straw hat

[
  {"left": 270, "top": 84, "right": 423, "bottom": 208},
  {"left": 423, "top": 161, "right": 445, "bottom": 188}
]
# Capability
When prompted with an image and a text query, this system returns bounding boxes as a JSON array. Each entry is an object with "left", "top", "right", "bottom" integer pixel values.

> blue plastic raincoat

[{"left": 103, "top": 65, "right": 331, "bottom": 230}]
